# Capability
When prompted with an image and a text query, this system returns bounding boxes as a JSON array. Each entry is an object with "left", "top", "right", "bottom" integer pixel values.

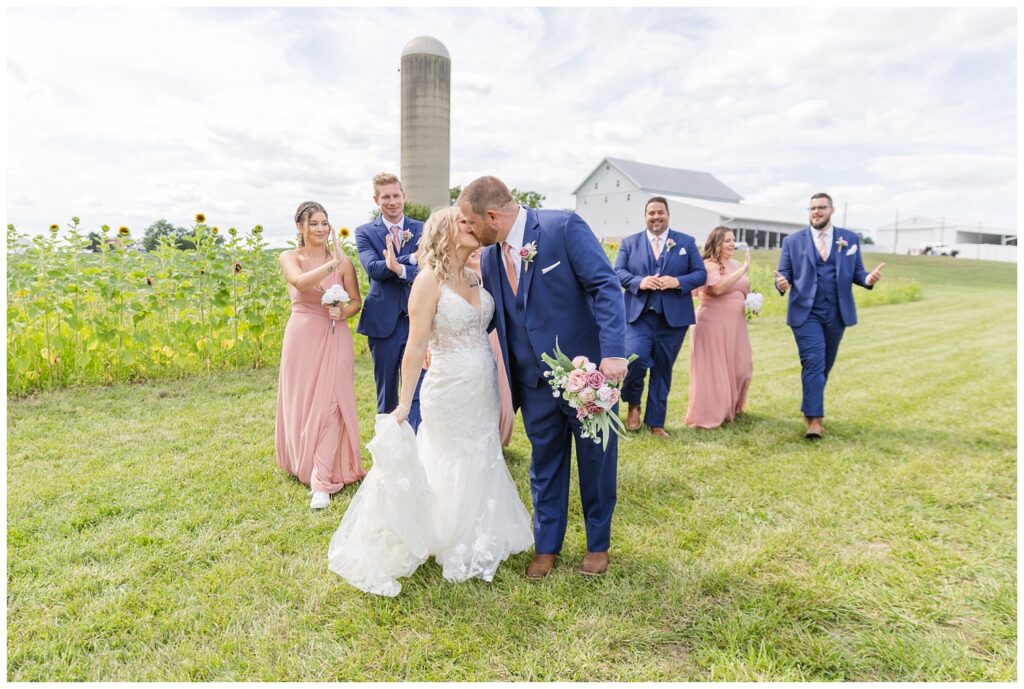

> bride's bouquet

[
  {"left": 321, "top": 284, "right": 350, "bottom": 334},
  {"left": 744, "top": 291, "right": 764, "bottom": 321},
  {"left": 541, "top": 340, "right": 637, "bottom": 449}
]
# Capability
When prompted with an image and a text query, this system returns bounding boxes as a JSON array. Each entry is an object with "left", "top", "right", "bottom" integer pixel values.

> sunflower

[
  {"left": 212, "top": 226, "right": 219, "bottom": 234},
  {"left": 49, "top": 224, "right": 59, "bottom": 232},
  {"left": 252, "top": 225, "right": 263, "bottom": 234},
  {"left": 118, "top": 226, "right": 130, "bottom": 236},
  {"left": 228, "top": 227, "right": 237, "bottom": 236},
  {"left": 195, "top": 213, "right": 206, "bottom": 224},
  {"left": 234, "top": 261, "right": 243, "bottom": 274},
  {"left": 340, "top": 226, "right": 351, "bottom": 238},
  {"left": 101, "top": 225, "right": 110, "bottom": 232}
]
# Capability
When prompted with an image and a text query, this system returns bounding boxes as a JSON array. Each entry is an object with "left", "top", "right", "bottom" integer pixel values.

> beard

[{"left": 811, "top": 218, "right": 831, "bottom": 230}]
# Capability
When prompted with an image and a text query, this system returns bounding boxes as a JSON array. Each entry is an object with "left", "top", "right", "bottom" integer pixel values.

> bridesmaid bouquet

[
  {"left": 321, "top": 284, "right": 350, "bottom": 334},
  {"left": 541, "top": 340, "right": 637, "bottom": 449},
  {"left": 744, "top": 291, "right": 764, "bottom": 321}
]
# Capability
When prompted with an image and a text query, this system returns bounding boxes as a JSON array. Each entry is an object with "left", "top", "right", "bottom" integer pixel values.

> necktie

[
  {"left": 652, "top": 235, "right": 662, "bottom": 260},
  {"left": 390, "top": 226, "right": 401, "bottom": 249},
  {"left": 817, "top": 231, "right": 828, "bottom": 261},
  {"left": 502, "top": 242, "right": 519, "bottom": 296}
]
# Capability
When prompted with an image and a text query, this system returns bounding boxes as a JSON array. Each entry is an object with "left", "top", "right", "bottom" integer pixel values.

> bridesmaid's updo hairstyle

[
  {"left": 702, "top": 225, "right": 734, "bottom": 274},
  {"left": 417, "top": 206, "right": 461, "bottom": 283},
  {"left": 294, "top": 201, "right": 328, "bottom": 249}
]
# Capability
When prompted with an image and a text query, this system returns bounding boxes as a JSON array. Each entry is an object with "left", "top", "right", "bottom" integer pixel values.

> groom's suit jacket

[
  {"left": 776, "top": 226, "right": 872, "bottom": 328},
  {"left": 614, "top": 228, "right": 707, "bottom": 327},
  {"left": 355, "top": 215, "right": 423, "bottom": 339},
  {"left": 484, "top": 208, "right": 627, "bottom": 410}
]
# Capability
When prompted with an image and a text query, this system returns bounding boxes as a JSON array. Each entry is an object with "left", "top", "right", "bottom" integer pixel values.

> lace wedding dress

[{"left": 328, "top": 280, "right": 533, "bottom": 596}]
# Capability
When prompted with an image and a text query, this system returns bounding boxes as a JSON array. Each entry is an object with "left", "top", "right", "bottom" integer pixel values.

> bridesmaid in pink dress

[
  {"left": 276, "top": 201, "right": 367, "bottom": 509},
  {"left": 467, "top": 246, "right": 515, "bottom": 447},
  {"left": 685, "top": 226, "right": 753, "bottom": 429}
]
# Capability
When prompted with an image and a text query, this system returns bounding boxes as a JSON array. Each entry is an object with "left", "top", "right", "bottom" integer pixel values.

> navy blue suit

[
  {"left": 614, "top": 229, "right": 706, "bottom": 428},
  {"left": 355, "top": 215, "right": 426, "bottom": 429},
  {"left": 776, "top": 226, "right": 872, "bottom": 418},
  {"left": 483, "top": 208, "right": 626, "bottom": 555}
]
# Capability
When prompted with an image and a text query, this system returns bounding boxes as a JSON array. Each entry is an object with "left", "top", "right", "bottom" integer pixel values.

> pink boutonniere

[
  {"left": 664, "top": 238, "right": 677, "bottom": 251},
  {"left": 836, "top": 237, "right": 849, "bottom": 251},
  {"left": 400, "top": 229, "right": 414, "bottom": 247},
  {"left": 519, "top": 241, "right": 538, "bottom": 270}
]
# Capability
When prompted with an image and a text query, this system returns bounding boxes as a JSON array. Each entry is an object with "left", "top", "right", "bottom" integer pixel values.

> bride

[{"left": 327, "top": 206, "right": 533, "bottom": 596}]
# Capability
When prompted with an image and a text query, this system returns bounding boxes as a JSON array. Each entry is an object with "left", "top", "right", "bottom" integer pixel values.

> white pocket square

[
  {"left": 846, "top": 244, "right": 858, "bottom": 256},
  {"left": 678, "top": 247, "right": 687, "bottom": 255},
  {"left": 541, "top": 261, "right": 561, "bottom": 274}
]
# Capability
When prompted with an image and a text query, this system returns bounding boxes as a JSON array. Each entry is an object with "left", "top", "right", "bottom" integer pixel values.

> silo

[{"left": 400, "top": 36, "right": 451, "bottom": 211}]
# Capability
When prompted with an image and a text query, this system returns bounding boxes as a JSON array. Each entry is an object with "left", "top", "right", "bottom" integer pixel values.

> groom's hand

[{"left": 599, "top": 358, "right": 628, "bottom": 384}]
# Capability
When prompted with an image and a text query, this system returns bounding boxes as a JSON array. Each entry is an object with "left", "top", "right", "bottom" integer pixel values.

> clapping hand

[
  {"left": 329, "top": 222, "right": 343, "bottom": 261},
  {"left": 773, "top": 271, "right": 790, "bottom": 294},
  {"left": 867, "top": 262, "right": 886, "bottom": 286},
  {"left": 384, "top": 234, "right": 402, "bottom": 275},
  {"left": 743, "top": 247, "right": 751, "bottom": 270}
]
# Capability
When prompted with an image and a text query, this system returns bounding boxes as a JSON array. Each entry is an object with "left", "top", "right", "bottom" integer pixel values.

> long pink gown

[
  {"left": 685, "top": 259, "right": 753, "bottom": 429},
  {"left": 276, "top": 268, "right": 366, "bottom": 492}
]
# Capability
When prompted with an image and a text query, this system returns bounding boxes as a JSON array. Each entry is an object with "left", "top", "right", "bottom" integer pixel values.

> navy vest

[
  {"left": 500, "top": 268, "right": 542, "bottom": 388},
  {"left": 811, "top": 244, "right": 840, "bottom": 322}
]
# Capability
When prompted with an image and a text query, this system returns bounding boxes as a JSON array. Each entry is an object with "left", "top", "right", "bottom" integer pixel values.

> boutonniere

[
  {"left": 519, "top": 241, "right": 538, "bottom": 270},
  {"left": 400, "top": 229, "right": 414, "bottom": 247},
  {"left": 835, "top": 237, "right": 849, "bottom": 251},
  {"left": 664, "top": 238, "right": 677, "bottom": 251}
]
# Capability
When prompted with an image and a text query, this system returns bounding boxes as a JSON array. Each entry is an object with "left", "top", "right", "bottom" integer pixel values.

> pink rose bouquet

[{"left": 541, "top": 339, "right": 637, "bottom": 449}]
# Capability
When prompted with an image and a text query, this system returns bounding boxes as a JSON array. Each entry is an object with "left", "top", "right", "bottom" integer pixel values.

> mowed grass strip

[{"left": 7, "top": 253, "right": 1015, "bottom": 680}]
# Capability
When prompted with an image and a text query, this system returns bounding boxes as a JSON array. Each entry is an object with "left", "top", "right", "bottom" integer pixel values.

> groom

[
  {"left": 459, "top": 176, "right": 628, "bottom": 579},
  {"left": 775, "top": 192, "right": 885, "bottom": 439}
]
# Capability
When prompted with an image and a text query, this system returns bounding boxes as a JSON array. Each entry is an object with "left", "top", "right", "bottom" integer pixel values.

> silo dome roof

[{"left": 401, "top": 36, "right": 450, "bottom": 59}]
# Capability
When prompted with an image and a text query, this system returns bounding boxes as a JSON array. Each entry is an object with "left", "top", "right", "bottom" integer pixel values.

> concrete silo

[{"left": 400, "top": 36, "right": 451, "bottom": 211}]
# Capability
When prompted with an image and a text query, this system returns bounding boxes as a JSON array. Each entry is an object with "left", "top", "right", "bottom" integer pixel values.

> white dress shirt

[
  {"left": 502, "top": 206, "right": 528, "bottom": 283},
  {"left": 645, "top": 229, "right": 670, "bottom": 262}
]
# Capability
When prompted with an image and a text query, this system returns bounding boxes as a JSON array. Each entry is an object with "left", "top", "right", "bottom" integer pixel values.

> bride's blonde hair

[{"left": 416, "top": 206, "right": 462, "bottom": 282}]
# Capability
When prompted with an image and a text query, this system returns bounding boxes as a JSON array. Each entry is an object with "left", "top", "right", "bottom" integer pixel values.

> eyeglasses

[{"left": 808, "top": 205, "right": 832, "bottom": 212}]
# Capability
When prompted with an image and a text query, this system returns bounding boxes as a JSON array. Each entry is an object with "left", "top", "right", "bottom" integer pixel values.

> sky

[{"left": 5, "top": 6, "right": 1018, "bottom": 245}]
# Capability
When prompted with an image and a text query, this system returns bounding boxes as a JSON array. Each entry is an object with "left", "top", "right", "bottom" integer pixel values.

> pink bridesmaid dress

[
  {"left": 276, "top": 268, "right": 366, "bottom": 492},
  {"left": 685, "top": 259, "right": 753, "bottom": 429},
  {"left": 488, "top": 330, "right": 515, "bottom": 448}
]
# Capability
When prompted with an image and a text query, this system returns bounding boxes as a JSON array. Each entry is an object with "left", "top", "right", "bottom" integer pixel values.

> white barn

[
  {"left": 573, "top": 157, "right": 807, "bottom": 248},
  {"left": 874, "top": 217, "right": 1017, "bottom": 262}
]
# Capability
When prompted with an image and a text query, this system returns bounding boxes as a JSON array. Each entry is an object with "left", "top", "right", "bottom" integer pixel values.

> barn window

[
  {"left": 616, "top": 179, "right": 620, "bottom": 187},
  {"left": 605, "top": 164, "right": 610, "bottom": 170},
  {"left": 594, "top": 182, "right": 598, "bottom": 190},
  {"left": 626, "top": 193, "right": 631, "bottom": 201},
  {"left": 604, "top": 196, "right": 608, "bottom": 203}
]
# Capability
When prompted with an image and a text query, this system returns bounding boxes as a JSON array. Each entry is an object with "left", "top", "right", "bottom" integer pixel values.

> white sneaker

[{"left": 310, "top": 491, "right": 330, "bottom": 510}]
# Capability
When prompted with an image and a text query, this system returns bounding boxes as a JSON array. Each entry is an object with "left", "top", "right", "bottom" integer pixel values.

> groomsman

[
  {"left": 355, "top": 173, "right": 426, "bottom": 430},
  {"left": 775, "top": 192, "right": 885, "bottom": 439},
  {"left": 614, "top": 197, "right": 707, "bottom": 437}
]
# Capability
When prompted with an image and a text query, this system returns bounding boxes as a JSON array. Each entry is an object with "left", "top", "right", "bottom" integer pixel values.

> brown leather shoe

[
  {"left": 526, "top": 553, "right": 557, "bottom": 579},
  {"left": 650, "top": 426, "right": 670, "bottom": 438},
  {"left": 626, "top": 404, "right": 642, "bottom": 431},
  {"left": 805, "top": 417, "right": 823, "bottom": 439},
  {"left": 579, "top": 551, "right": 609, "bottom": 576}
]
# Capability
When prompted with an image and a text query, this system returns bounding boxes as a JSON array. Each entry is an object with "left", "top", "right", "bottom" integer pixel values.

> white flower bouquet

[
  {"left": 744, "top": 291, "right": 764, "bottom": 321},
  {"left": 321, "top": 284, "right": 350, "bottom": 334}
]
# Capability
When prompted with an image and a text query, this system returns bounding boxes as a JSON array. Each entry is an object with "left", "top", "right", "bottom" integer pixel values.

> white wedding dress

[{"left": 327, "top": 280, "right": 533, "bottom": 596}]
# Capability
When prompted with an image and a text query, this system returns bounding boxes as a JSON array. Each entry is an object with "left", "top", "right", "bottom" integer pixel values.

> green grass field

[{"left": 7, "top": 252, "right": 1016, "bottom": 680}]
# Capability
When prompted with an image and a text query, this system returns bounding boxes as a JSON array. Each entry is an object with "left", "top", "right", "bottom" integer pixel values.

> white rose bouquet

[
  {"left": 744, "top": 291, "right": 764, "bottom": 321},
  {"left": 321, "top": 284, "right": 350, "bottom": 334}
]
